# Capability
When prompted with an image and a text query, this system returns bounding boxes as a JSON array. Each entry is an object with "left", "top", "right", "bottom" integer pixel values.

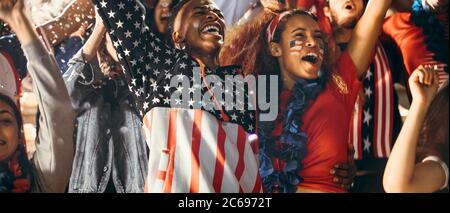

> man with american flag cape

[{"left": 93, "top": 0, "right": 262, "bottom": 193}]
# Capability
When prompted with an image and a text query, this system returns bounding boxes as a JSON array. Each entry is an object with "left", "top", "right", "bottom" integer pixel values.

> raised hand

[
  {"left": 331, "top": 144, "right": 357, "bottom": 190},
  {"left": 426, "top": 0, "right": 449, "bottom": 13},
  {"left": 409, "top": 65, "right": 440, "bottom": 107},
  {"left": 0, "top": 0, "right": 36, "bottom": 46},
  {"left": 0, "top": 0, "right": 24, "bottom": 25}
]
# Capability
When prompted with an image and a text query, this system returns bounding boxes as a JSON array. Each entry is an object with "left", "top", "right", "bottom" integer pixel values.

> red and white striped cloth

[
  {"left": 142, "top": 107, "right": 262, "bottom": 193},
  {"left": 351, "top": 44, "right": 394, "bottom": 160}
]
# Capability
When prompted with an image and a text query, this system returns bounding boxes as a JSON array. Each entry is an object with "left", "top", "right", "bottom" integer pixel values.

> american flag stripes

[
  {"left": 143, "top": 108, "right": 261, "bottom": 193},
  {"left": 350, "top": 43, "right": 394, "bottom": 160},
  {"left": 289, "top": 40, "right": 304, "bottom": 52},
  {"left": 93, "top": 0, "right": 260, "bottom": 193}
]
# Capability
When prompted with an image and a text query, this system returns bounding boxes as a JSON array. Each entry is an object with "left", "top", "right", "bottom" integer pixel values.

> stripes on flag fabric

[
  {"left": 93, "top": 0, "right": 260, "bottom": 193},
  {"left": 289, "top": 40, "right": 304, "bottom": 52},
  {"left": 351, "top": 43, "right": 394, "bottom": 160},
  {"left": 143, "top": 108, "right": 262, "bottom": 193}
]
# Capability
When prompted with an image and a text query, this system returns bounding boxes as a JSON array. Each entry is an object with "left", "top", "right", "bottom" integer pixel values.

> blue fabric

[
  {"left": 63, "top": 51, "right": 148, "bottom": 193},
  {"left": 259, "top": 77, "right": 324, "bottom": 193},
  {"left": 54, "top": 36, "right": 84, "bottom": 74},
  {"left": 0, "top": 164, "right": 14, "bottom": 193}
]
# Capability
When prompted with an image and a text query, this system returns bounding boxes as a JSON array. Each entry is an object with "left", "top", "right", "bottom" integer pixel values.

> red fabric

[
  {"left": 8, "top": 151, "right": 30, "bottom": 193},
  {"left": 383, "top": 12, "right": 449, "bottom": 75},
  {"left": 267, "top": 11, "right": 291, "bottom": 43},
  {"left": 349, "top": 43, "right": 395, "bottom": 160},
  {"left": 297, "top": 0, "right": 314, "bottom": 8},
  {"left": 272, "top": 51, "right": 361, "bottom": 192},
  {"left": 297, "top": 0, "right": 332, "bottom": 34},
  {"left": 146, "top": 0, "right": 156, "bottom": 8}
]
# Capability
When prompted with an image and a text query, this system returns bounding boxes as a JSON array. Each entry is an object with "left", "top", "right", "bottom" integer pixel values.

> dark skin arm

[{"left": 331, "top": 144, "right": 357, "bottom": 190}]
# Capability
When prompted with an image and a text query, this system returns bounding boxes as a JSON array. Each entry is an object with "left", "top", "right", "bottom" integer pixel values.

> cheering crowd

[{"left": 0, "top": 0, "right": 448, "bottom": 193}]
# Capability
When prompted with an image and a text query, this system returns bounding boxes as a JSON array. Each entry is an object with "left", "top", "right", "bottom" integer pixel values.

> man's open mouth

[
  {"left": 161, "top": 12, "right": 171, "bottom": 19},
  {"left": 344, "top": 2, "right": 355, "bottom": 11},
  {"left": 201, "top": 22, "right": 223, "bottom": 37},
  {"left": 302, "top": 53, "right": 319, "bottom": 64}
]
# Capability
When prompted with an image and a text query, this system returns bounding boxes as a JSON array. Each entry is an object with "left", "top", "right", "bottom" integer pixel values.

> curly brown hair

[
  {"left": 219, "top": 11, "right": 275, "bottom": 76},
  {"left": 219, "top": 9, "right": 332, "bottom": 84}
]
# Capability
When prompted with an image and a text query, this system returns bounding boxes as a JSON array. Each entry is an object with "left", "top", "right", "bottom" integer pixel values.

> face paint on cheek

[
  {"left": 318, "top": 42, "right": 325, "bottom": 58},
  {"left": 289, "top": 40, "right": 304, "bottom": 55},
  {"left": 193, "top": 22, "right": 200, "bottom": 29}
]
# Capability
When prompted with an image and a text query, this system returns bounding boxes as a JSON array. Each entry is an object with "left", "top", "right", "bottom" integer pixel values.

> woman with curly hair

[{"left": 220, "top": 0, "right": 392, "bottom": 192}]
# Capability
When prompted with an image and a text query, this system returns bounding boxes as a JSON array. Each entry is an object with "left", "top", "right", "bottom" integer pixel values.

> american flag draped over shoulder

[{"left": 93, "top": 0, "right": 261, "bottom": 193}]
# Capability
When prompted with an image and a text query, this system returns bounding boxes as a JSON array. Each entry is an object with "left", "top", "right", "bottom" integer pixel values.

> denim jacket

[{"left": 63, "top": 50, "right": 148, "bottom": 193}]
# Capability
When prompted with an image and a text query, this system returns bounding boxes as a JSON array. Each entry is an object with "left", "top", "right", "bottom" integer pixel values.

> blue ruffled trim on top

[
  {"left": 0, "top": 164, "right": 14, "bottom": 193},
  {"left": 259, "top": 78, "right": 324, "bottom": 193}
]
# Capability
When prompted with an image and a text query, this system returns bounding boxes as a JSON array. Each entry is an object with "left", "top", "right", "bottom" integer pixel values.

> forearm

[
  {"left": 348, "top": 0, "right": 393, "bottom": 78},
  {"left": 82, "top": 23, "right": 106, "bottom": 63},
  {"left": 383, "top": 101, "right": 429, "bottom": 192},
  {"left": 22, "top": 38, "right": 75, "bottom": 193},
  {"left": 7, "top": 12, "right": 39, "bottom": 47}
]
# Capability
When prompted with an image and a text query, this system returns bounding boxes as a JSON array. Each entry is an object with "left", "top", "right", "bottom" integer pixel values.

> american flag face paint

[
  {"left": 289, "top": 40, "right": 304, "bottom": 55},
  {"left": 289, "top": 39, "right": 325, "bottom": 58}
]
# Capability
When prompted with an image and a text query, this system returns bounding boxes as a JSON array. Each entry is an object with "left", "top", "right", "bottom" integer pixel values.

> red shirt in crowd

[
  {"left": 383, "top": 12, "right": 448, "bottom": 84},
  {"left": 272, "top": 51, "right": 361, "bottom": 192}
]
